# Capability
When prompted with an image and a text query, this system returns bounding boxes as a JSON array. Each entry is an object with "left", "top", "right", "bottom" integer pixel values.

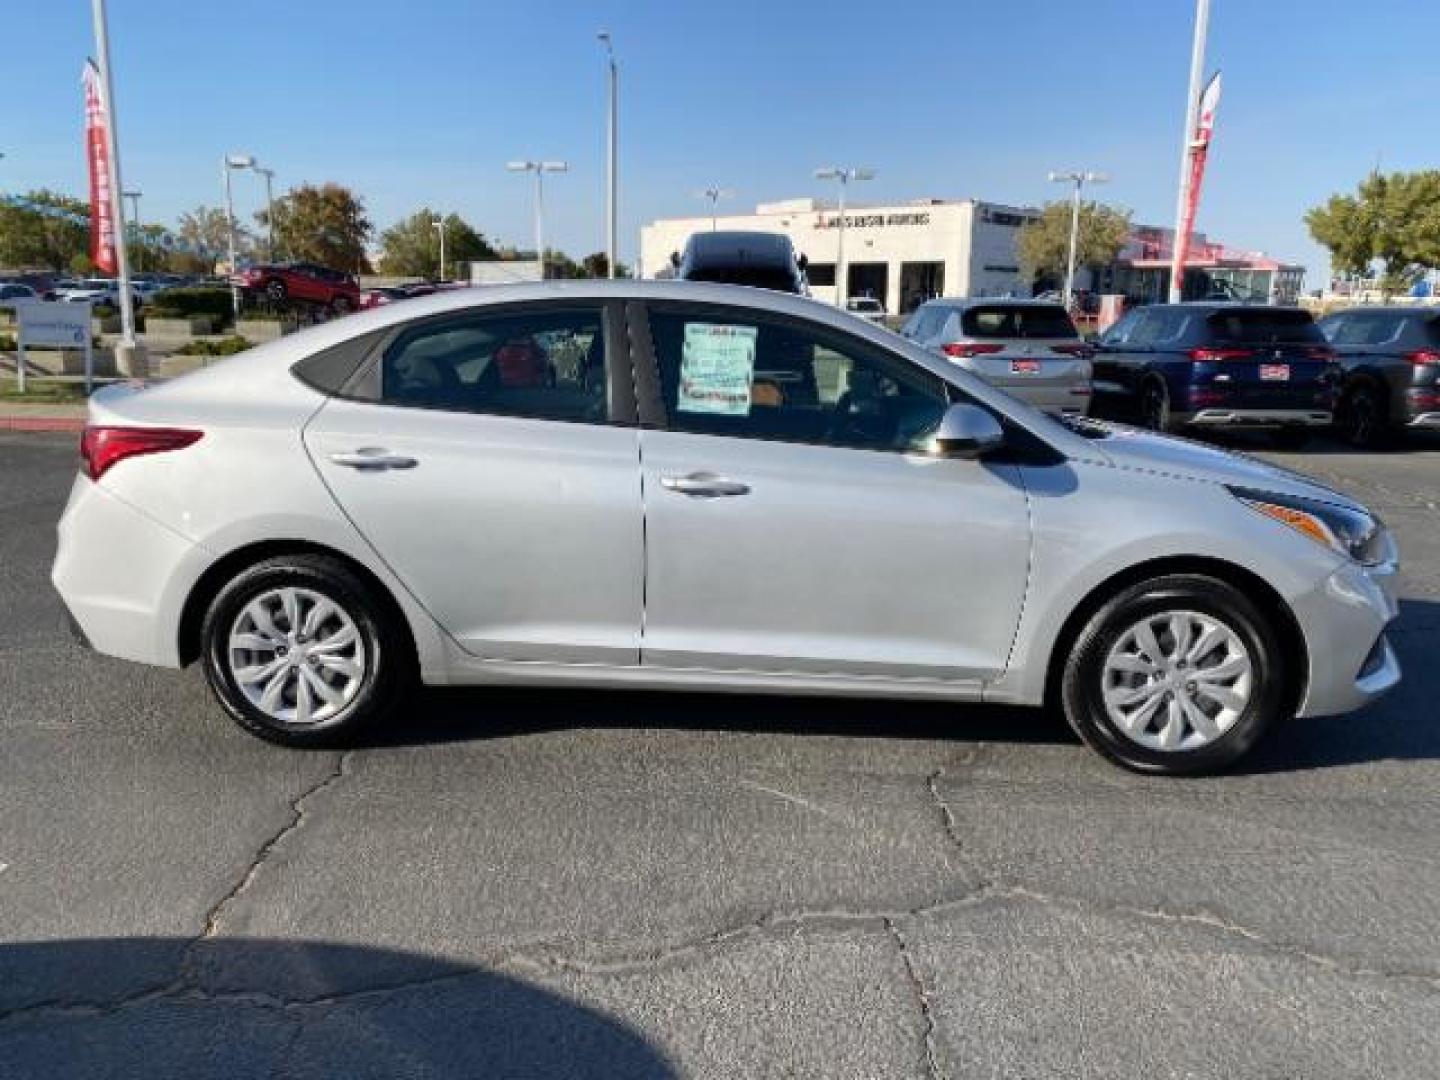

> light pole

[
  {"left": 433, "top": 217, "right": 446, "bottom": 281},
  {"left": 813, "top": 166, "right": 874, "bottom": 306},
  {"left": 1047, "top": 170, "right": 1108, "bottom": 309},
  {"left": 1170, "top": 0, "right": 1211, "bottom": 303},
  {"left": 254, "top": 166, "right": 276, "bottom": 260},
  {"left": 90, "top": 0, "right": 140, "bottom": 368},
  {"left": 506, "top": 160, "right": 568, "bottom": 279},
  {"left": 695, "top": 187, "right": 734, "bottom": 231},
  {"left": 123, "top": 189, "right": 142, "bottom": 271},
  {"left": 598, "top": 31, "right": 618, "bottom": 278},
  {"left": 223, "top": 153, "right": 255, "bottom": 317}
]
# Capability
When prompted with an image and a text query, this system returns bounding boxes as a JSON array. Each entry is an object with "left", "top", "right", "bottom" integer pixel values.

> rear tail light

[
  {"left": 1405, "top": 349, "right": 1440, "bottom": 366},
  {"left": 80, "top": 425, "right": 203, "bottom": 481},
  {"left": 941, "top": 342, "right": 1005, "bottom": 359},
  {"left": 1188, "top": 348, "right": 1255, "bottom": 362}
]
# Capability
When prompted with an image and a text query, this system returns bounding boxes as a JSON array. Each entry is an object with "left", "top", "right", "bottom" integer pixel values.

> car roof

[
  {"left": 1141, "top": 302, "right": 1309, "bottom": 314},
  {"left": 683, "top": 231, "right": 795, "bottom": 265}
]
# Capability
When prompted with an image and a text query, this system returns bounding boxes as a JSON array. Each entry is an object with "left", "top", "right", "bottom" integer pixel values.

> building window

[{"left": 807, "top": 263, "right": 836, "bottom": 287}]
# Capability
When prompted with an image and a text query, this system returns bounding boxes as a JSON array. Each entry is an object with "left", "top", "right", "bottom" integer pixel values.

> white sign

[
  {"left": 678, "top": 322, "right": 757, "bottom": 416},
  {"left": 14, "top": 300, "right": 94, "bottom": 394},
  {"left": 18, "top": 301, "right": 91, "bottom": 348}
]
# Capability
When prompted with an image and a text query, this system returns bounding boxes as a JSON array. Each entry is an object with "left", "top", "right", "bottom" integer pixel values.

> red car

[{"left": 232, "top": 263, "right": 361, "bottom": 312}]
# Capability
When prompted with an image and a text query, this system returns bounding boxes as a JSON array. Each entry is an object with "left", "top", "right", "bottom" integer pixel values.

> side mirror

[
  {"left": 797, "top": 253, "right": 809, "bottom": 270},
  {"left": 669, "top": 251, "right": 681, "bottom": 269},
  {"left": 934, "top": 403, "right": 1005, "bottom": 459}
]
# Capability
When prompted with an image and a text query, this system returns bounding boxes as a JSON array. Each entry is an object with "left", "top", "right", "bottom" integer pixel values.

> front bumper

[{"left": 1291, "top": 557, "right": 1401, "bottom": 717}]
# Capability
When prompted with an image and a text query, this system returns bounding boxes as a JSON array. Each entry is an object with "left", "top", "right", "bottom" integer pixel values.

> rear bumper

[
  {"left": 51, "top": 476, "right": 208, "bottom": 669},
  {"left": 1406, "top": 413, "right": 1440, "bottom": 429},
  {"left": 1179, "top": 408, "right": 1331, "bottom": 428},
  {"left": 1291, "top": 558, "right": 1401, "bottom": 717}
]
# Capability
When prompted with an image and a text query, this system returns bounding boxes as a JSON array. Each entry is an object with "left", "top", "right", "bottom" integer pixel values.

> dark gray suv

[{"left": 1318, "top": 307, "right": 1440, "bottom": 447}]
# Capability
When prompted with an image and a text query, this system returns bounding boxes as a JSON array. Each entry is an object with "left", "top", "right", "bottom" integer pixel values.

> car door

[
  {"left": 631, "top": 300, "right": 1031, "bottom": 683},
  {"left": 303, "top": 300, "right": 644, "bottom": 665}
]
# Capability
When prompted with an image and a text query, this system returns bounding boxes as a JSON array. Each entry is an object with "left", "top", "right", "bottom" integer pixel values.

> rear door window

[
  {"left": 1324, "top": 312, "right": 1404, "bottom": 347},
  {"left": 1207, "top": 309, "right": 1323, "bottom": 345},
  {"left": 962, "top": 305, "right": 1078, "bottom": 339}
]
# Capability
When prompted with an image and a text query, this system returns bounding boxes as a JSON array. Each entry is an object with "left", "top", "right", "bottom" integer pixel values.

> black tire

[
  {"left": 1060, "top": 574, "right": 1288, "bottom": 775},
  {"left": 330, "top": 294, "right": 354, "bottom": 315},
  {"left": 1138, "top": 377, "right": 1176, "bottom": 433},
  {"left": 200, "top": 554, "right": 412, "bottom": 747},
  {"left": 265, "top": 278, "right": 288, "bottom": 303},
  {"left": 1337, "top": 382, "right": 1389, "bottom": 450}
]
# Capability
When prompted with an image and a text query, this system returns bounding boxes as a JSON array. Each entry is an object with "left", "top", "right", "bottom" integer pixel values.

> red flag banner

[
  {"left": 83, "top": 60, "right": 118, "bottom": 275},
  {"left": 1174, "top": 72, "right": 1222, "bottom": 292}
]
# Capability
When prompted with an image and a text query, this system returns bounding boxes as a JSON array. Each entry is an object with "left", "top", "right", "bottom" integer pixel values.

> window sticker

[{"left": 677, "top": 322, "right": 758, "bottom": 415}]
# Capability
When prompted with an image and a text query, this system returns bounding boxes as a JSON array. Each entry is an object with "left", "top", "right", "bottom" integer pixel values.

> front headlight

[{"left": 1230, "top": 486, "right": 1391, "bottom": 566}]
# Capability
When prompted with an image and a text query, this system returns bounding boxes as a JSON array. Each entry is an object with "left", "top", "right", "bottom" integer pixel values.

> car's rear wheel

[
  {"left": 201, "top": 554, "right": 411, "bottom": 747},
  {"left": 1338, "top": 382, "right": 1388, "bottom": 449},
  {"left": 330, "top": 295, "right": 353, "bottom": 315},
  {"left": 1060, "top": 574, "right": 1287, "bottom": 774},
  {"left": 1139, "top": 378, "right": 1174, "bottom": 433}
]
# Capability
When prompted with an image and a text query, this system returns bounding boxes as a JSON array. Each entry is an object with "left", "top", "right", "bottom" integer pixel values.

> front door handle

[
  {"left": 660, "top": 472, "right": 750, "bottom": 498},
  {"left": 329, "top": 448, "right": 418, "bottom": 470}
]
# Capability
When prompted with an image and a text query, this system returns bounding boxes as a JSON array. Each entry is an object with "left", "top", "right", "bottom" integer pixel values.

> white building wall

[{"left": 639, "top": 197, "right": 1037, "bottom": 314}]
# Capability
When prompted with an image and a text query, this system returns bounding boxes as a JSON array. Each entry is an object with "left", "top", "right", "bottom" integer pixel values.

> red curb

[{"left": 0, "top": 416, "right": 86, "bottom": 433}]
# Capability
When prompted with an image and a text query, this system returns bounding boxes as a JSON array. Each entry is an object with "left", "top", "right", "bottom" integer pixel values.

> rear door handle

[
  {"left": 660, "top": 472, "right": 750, "bottom": 498},
  {"left": 329, "top": 448, "right": 418, "bottom": 470}
]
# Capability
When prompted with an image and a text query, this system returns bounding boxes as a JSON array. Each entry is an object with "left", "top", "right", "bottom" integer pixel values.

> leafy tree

[
  {"left": 0, "top": 190, "right": 90, "bottom": 272},
  {"left": 1017, "top": 201, "right": 1132, "bottom": 284},
  {"left": 257, "top": 183, "right": 371, "bottom": 272},
  {"left": 578, "top": 251, "right": 631, "bottom": 279},
  {"left": 378, "top": 208, "right": 495, "bottom": 278},
  {"left": 176, "top": 205, "right": 250, "bottom": 263},
  {"left": 1306, "top": 170, "right": 1440, "bottom": 294}
]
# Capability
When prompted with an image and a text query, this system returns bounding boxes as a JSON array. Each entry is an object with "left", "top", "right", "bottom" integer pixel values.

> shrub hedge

[{"left": 147, "top": 286, "right": 233, "bottom": 324}]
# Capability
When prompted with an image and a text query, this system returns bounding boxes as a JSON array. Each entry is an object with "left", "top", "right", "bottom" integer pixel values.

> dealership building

[{"left": 640, "top": 197, "right": 1304, "bottom": 314}]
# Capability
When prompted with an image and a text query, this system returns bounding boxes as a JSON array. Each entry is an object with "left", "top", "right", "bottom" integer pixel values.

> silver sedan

[{"left": 52, "top": 281, "right": 1399, "bottom": 773}]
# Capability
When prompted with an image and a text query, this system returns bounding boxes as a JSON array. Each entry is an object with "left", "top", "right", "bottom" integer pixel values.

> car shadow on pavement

[
  {"left": 365, "top": 600, "right": 1440, "bottom": 776},
  {"left": 0, "top": 937, "right": 675, "bottom": 1080}
]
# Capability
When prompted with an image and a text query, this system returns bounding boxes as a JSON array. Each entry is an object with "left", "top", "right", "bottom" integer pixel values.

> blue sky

[{"left": 4, "top": 0, "right": 1437, "bottom": 282}]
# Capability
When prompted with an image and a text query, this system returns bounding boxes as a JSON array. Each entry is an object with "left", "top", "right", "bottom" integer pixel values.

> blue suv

[{"left": 1092, "top": 304, "right": 1340, "bottom": 446}]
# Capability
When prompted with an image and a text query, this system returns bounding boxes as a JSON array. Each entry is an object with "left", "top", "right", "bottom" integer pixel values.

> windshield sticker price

[{"left": 678, "top": 323, "right": 758, "bottom": 415}]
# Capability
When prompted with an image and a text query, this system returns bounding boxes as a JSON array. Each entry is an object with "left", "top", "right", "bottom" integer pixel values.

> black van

[{"left": 670, "top": 231, "right": 809, "bottom": 295}]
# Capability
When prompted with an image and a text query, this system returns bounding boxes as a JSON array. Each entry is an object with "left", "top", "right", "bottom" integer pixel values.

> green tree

[
  {"left": 257, "top": 183, "right": 371, "bottom": 272},
  {"left": 1017, "top": 201, "right": 1132, "bottom": 285},
  {"left": 378, "top": 208, "right": 495, "bottom": 278},
  {"left": 1306, "top": 170, "right": 1440, "bottom": 294},
  {"left": 0, "top": 190, "right": 90, "bottom": 272},
  {"left": 176, "top": 205, "right": 249, "bottom": 263},
  {"left": 578, "top": 251, "right": 631, "bottom": 279}
]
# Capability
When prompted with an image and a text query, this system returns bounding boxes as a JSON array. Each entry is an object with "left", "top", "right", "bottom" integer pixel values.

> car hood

[{"left": 1085, "top": 421, "right": 1363, "bottom": 509}]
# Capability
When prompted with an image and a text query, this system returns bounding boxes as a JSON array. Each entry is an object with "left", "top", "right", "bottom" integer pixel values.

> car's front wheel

[
  {"left": 201, "top": 554, "right": 411, "bottom": 747},
  {"left": 265, "top": 278, "right": 288, "bottom": 303},
  {"left": 1060, "top": 574, "right": 1287, "bottom": 774}
]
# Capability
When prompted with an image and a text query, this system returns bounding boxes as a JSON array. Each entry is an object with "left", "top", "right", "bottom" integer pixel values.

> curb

[{"left": 0, "top": 416, "right": 86, "bottom": 433}]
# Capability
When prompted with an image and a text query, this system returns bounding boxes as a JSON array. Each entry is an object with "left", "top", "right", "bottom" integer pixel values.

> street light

[
  {"left": 598, "top": 31, "right": 618, "bottom": 278},
  {"left": 122, "top": 189, "right": 142, "bottom": 271},
  {"left": 695, "top": 187, "right": 734, "bottom": 231},
  {"left": 1047, "top": 170, "right": 1109, "bottom": 310},
  {"left": 813, "top": 166, "right": 874, "bottom": 306},
  {"left": 433, "top": 216, "right": 446, "bottom": 282},
  {"left": 506, "top": 160, "right": 568, "bottom": 279},
  {"left": 254, "top": 166, "right": 277, "bottom": 261},
  {"left": 223, "top": 153, "right": 255, "bottom": 317}
]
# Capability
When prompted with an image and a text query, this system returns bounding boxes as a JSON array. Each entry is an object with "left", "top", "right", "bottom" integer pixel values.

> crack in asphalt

[
  {"left": 194, "top": 750, "right": 353, "bottom": 946},
  {"left": 884, "top": 916, "right": 948, "bottom": 1080}
]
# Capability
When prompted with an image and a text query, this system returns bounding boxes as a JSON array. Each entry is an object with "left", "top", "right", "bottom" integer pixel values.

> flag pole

[
  {"left": 1168, "top": 0, "right": 1210, "bottom": 303},
  {"left": 90, "top": 0, "right": 144, "bottom": 375}
]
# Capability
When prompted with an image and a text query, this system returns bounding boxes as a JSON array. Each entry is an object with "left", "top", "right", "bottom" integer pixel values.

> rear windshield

[
  {"left": 685, "top": 266, "right": 800, "bottom": 292},
  {"left": 1207, "top": 309, "right": 1322, "bottom": 345},
  {"left": 961, "top": 305, "right": 1078, "bottom": 340}
]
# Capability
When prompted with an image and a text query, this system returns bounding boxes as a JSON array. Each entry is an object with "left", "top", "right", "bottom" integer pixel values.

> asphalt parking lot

[{"left": 2, "top": 429, "right": 1438, "bottom": 1078}]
